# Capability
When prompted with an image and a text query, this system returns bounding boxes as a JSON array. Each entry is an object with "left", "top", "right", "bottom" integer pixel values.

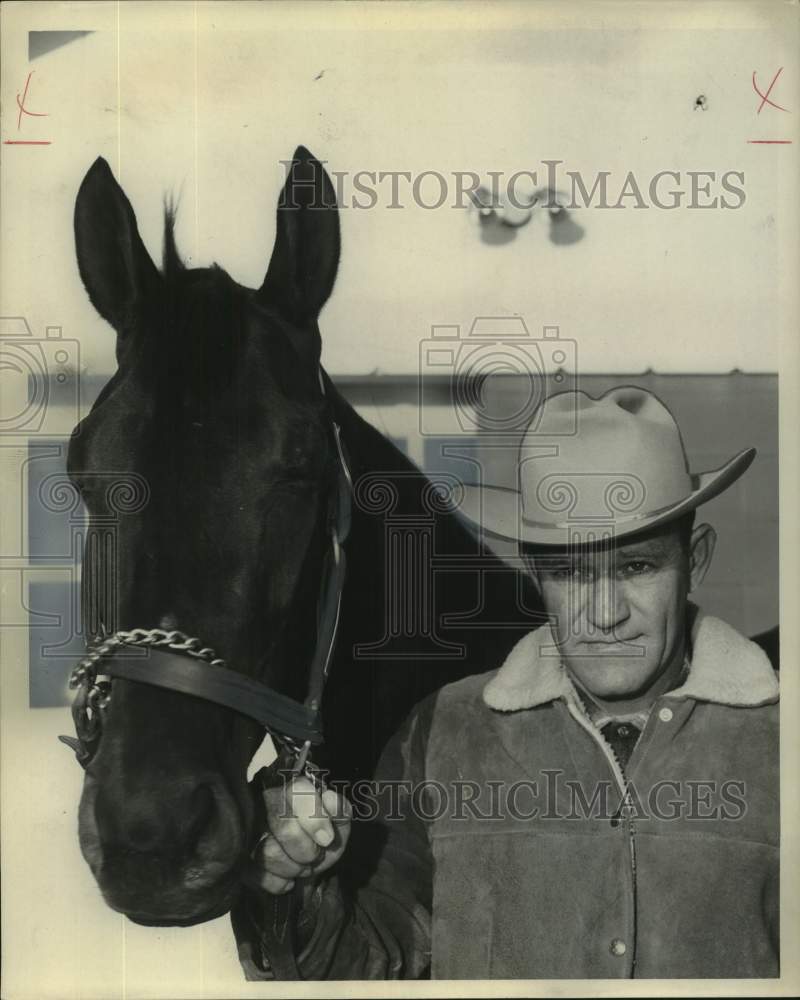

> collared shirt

[{"left": 571, "top": 659, "right": 690, "bottom": 771}]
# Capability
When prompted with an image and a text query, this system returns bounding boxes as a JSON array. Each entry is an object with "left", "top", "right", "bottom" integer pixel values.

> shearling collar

[{"left": 482, "top": 606, "right": 779, "bottom": 713}]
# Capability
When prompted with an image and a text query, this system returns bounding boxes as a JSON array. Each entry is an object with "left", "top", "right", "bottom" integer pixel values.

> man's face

[{"left": 533, "top": 523, "right": 711, "bottom": 701}]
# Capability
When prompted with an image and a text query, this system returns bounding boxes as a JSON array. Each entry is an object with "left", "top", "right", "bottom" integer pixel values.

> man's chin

[{"left": 563, "top": 645, "right": 659, "bottom": 700}]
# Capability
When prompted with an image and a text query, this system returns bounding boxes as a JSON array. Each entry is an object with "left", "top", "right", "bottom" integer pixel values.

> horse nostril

[
  {"left": 92, "top": 778, "right": 241, "bottom": 859},
  {"left": 192, "top": 780, "right": 244, "bottom": 865}
]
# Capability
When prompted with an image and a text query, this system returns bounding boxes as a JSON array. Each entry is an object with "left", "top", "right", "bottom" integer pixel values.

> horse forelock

[{"left": 162, "top": 200, "right": 184, "bottom": 276}]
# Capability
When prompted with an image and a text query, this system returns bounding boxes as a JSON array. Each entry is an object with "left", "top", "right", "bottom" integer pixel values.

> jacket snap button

[
  {"left": 609, "top": 938, "right": 627, "bottom": 957},
  {"left": 658, "top": 707, "right": 674, "bottom": 722}
]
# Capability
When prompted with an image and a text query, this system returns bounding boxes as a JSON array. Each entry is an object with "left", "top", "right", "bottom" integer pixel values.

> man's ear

[
  {"left": 688, "top": 522, "right": 716, "bottom": 592},
  {"left": 518, "top": 546, "right": 542, "bottom": 592}
]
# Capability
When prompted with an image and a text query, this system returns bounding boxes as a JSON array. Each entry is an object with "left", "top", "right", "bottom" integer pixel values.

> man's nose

[{"left": 585, "top": 574, "right": 630, "bottom": 634}]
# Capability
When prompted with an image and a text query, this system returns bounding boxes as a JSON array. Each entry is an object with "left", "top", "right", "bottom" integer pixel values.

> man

[{"left": 248, "top": 386, "right": 779, "bottom": 979}]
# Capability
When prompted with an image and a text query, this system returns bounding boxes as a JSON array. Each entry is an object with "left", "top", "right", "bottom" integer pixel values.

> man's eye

[
  {"left": 550, "top": 566, "right": 589, "bottom": 581},
  {"left": 621, "top": 560, "right": 653, "bottom": 576}
]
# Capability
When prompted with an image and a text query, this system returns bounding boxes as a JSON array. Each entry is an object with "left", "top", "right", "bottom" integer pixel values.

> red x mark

[
  {"left": 16, "top": 71, "right": 49, "bottom": 128},
  {"left": 752, "top": 68, "right": 790, "bottom": 114},
  {"left": 3, "top": 70, "right": 51, "bottom": 145}
]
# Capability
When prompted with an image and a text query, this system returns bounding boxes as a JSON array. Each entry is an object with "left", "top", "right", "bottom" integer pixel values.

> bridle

[{"left": 59, "top": 372, "right": 353, "bottom": 784}]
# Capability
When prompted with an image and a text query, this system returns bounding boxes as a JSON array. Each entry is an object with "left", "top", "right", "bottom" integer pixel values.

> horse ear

[
  {"left": 74, "top": 157, "right": 161, "bottom": 332},
  {"left": 257, "top": 147, "right": 340, "bottom": 337}
]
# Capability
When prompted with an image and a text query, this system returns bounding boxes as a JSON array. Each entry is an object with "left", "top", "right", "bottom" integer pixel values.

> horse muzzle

[{"left": 77, "top": 771, "right": 251, "bottom": 924}]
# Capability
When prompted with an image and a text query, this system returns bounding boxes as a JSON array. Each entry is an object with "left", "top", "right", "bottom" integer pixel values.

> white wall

[{"left": 2, "top": 1, "right": 796, "bottom": 383}]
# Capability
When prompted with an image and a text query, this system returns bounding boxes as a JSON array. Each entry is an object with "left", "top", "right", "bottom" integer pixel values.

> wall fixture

[{"left": 468, "top": 185, "right": 585, "bottom": 247}]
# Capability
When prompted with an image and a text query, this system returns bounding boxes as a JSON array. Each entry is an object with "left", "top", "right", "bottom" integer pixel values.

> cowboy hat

[{"left": 456, "top": 386, "right": 755, "bottom": 546}]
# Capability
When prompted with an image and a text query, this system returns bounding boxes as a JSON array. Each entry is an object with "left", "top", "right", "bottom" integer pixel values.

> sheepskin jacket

[{"left": 293, "top": 608, "right": 779, "bottom": 980}]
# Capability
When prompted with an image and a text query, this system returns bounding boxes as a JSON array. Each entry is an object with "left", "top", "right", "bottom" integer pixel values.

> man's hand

[{"left": 246, "top": 777, "right": 352, "bottom": 895}]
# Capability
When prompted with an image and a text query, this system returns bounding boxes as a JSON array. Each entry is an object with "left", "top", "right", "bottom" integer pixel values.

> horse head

[{"left": 68, "top": 147, "right": 341, "bottom": 924}]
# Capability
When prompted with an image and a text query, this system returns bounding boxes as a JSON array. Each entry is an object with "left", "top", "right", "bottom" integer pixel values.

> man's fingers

[
  {"left": 263, "top": 779, "right": 320, "bottom": 863},
  {"left": 297, "top": 789, "right": 352, "bottom": 875},
  {"left": 242, "top": 862, "right": 295, "bottom": 895},
  {"left": 257, "top": 777, "right": 353, "bottom": 883},
  {"left": 321, "top": 787, "right": 352, "bottom": 826},
  {"left": 289, "top": 780, "right": 340, "bottom": 848},
  {"left": 264, "top": 778, "right": 342, "bottom": 861},
  {"left": 257, "top": 833, "right": 314, "bottom": 879},
  {"left": 264, "top": 875, "right": 294, "bottom": 895}
]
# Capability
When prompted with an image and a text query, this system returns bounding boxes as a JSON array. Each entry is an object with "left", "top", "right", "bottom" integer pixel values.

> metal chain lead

[
  {"left": 65, "top": 630, "right": 324, "bottom": 786},
  {"left": 69, "top": 627, "right": 226, "bottom": 692},
  {"left": 66, "top": 629, "right": 227, "bottom": 763}
]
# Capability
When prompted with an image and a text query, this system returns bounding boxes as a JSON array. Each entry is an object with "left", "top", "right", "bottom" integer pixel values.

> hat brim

[{"left": 455, "top": 447, "right": 756, "bottom": 546}]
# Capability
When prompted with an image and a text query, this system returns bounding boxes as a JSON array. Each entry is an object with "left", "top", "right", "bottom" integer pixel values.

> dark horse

[{"left": 67, "top": 147, "right": 543, "bottom": 968}]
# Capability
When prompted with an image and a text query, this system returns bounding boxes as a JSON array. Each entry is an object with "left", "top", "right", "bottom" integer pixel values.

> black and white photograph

[{"left": 0, "top": 1, "right": 797, "bottom": 996}]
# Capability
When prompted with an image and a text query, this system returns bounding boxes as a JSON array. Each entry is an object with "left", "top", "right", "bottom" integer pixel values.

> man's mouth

[{"left": 583, "top": 635, "right": 644, "bottom": 648}]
